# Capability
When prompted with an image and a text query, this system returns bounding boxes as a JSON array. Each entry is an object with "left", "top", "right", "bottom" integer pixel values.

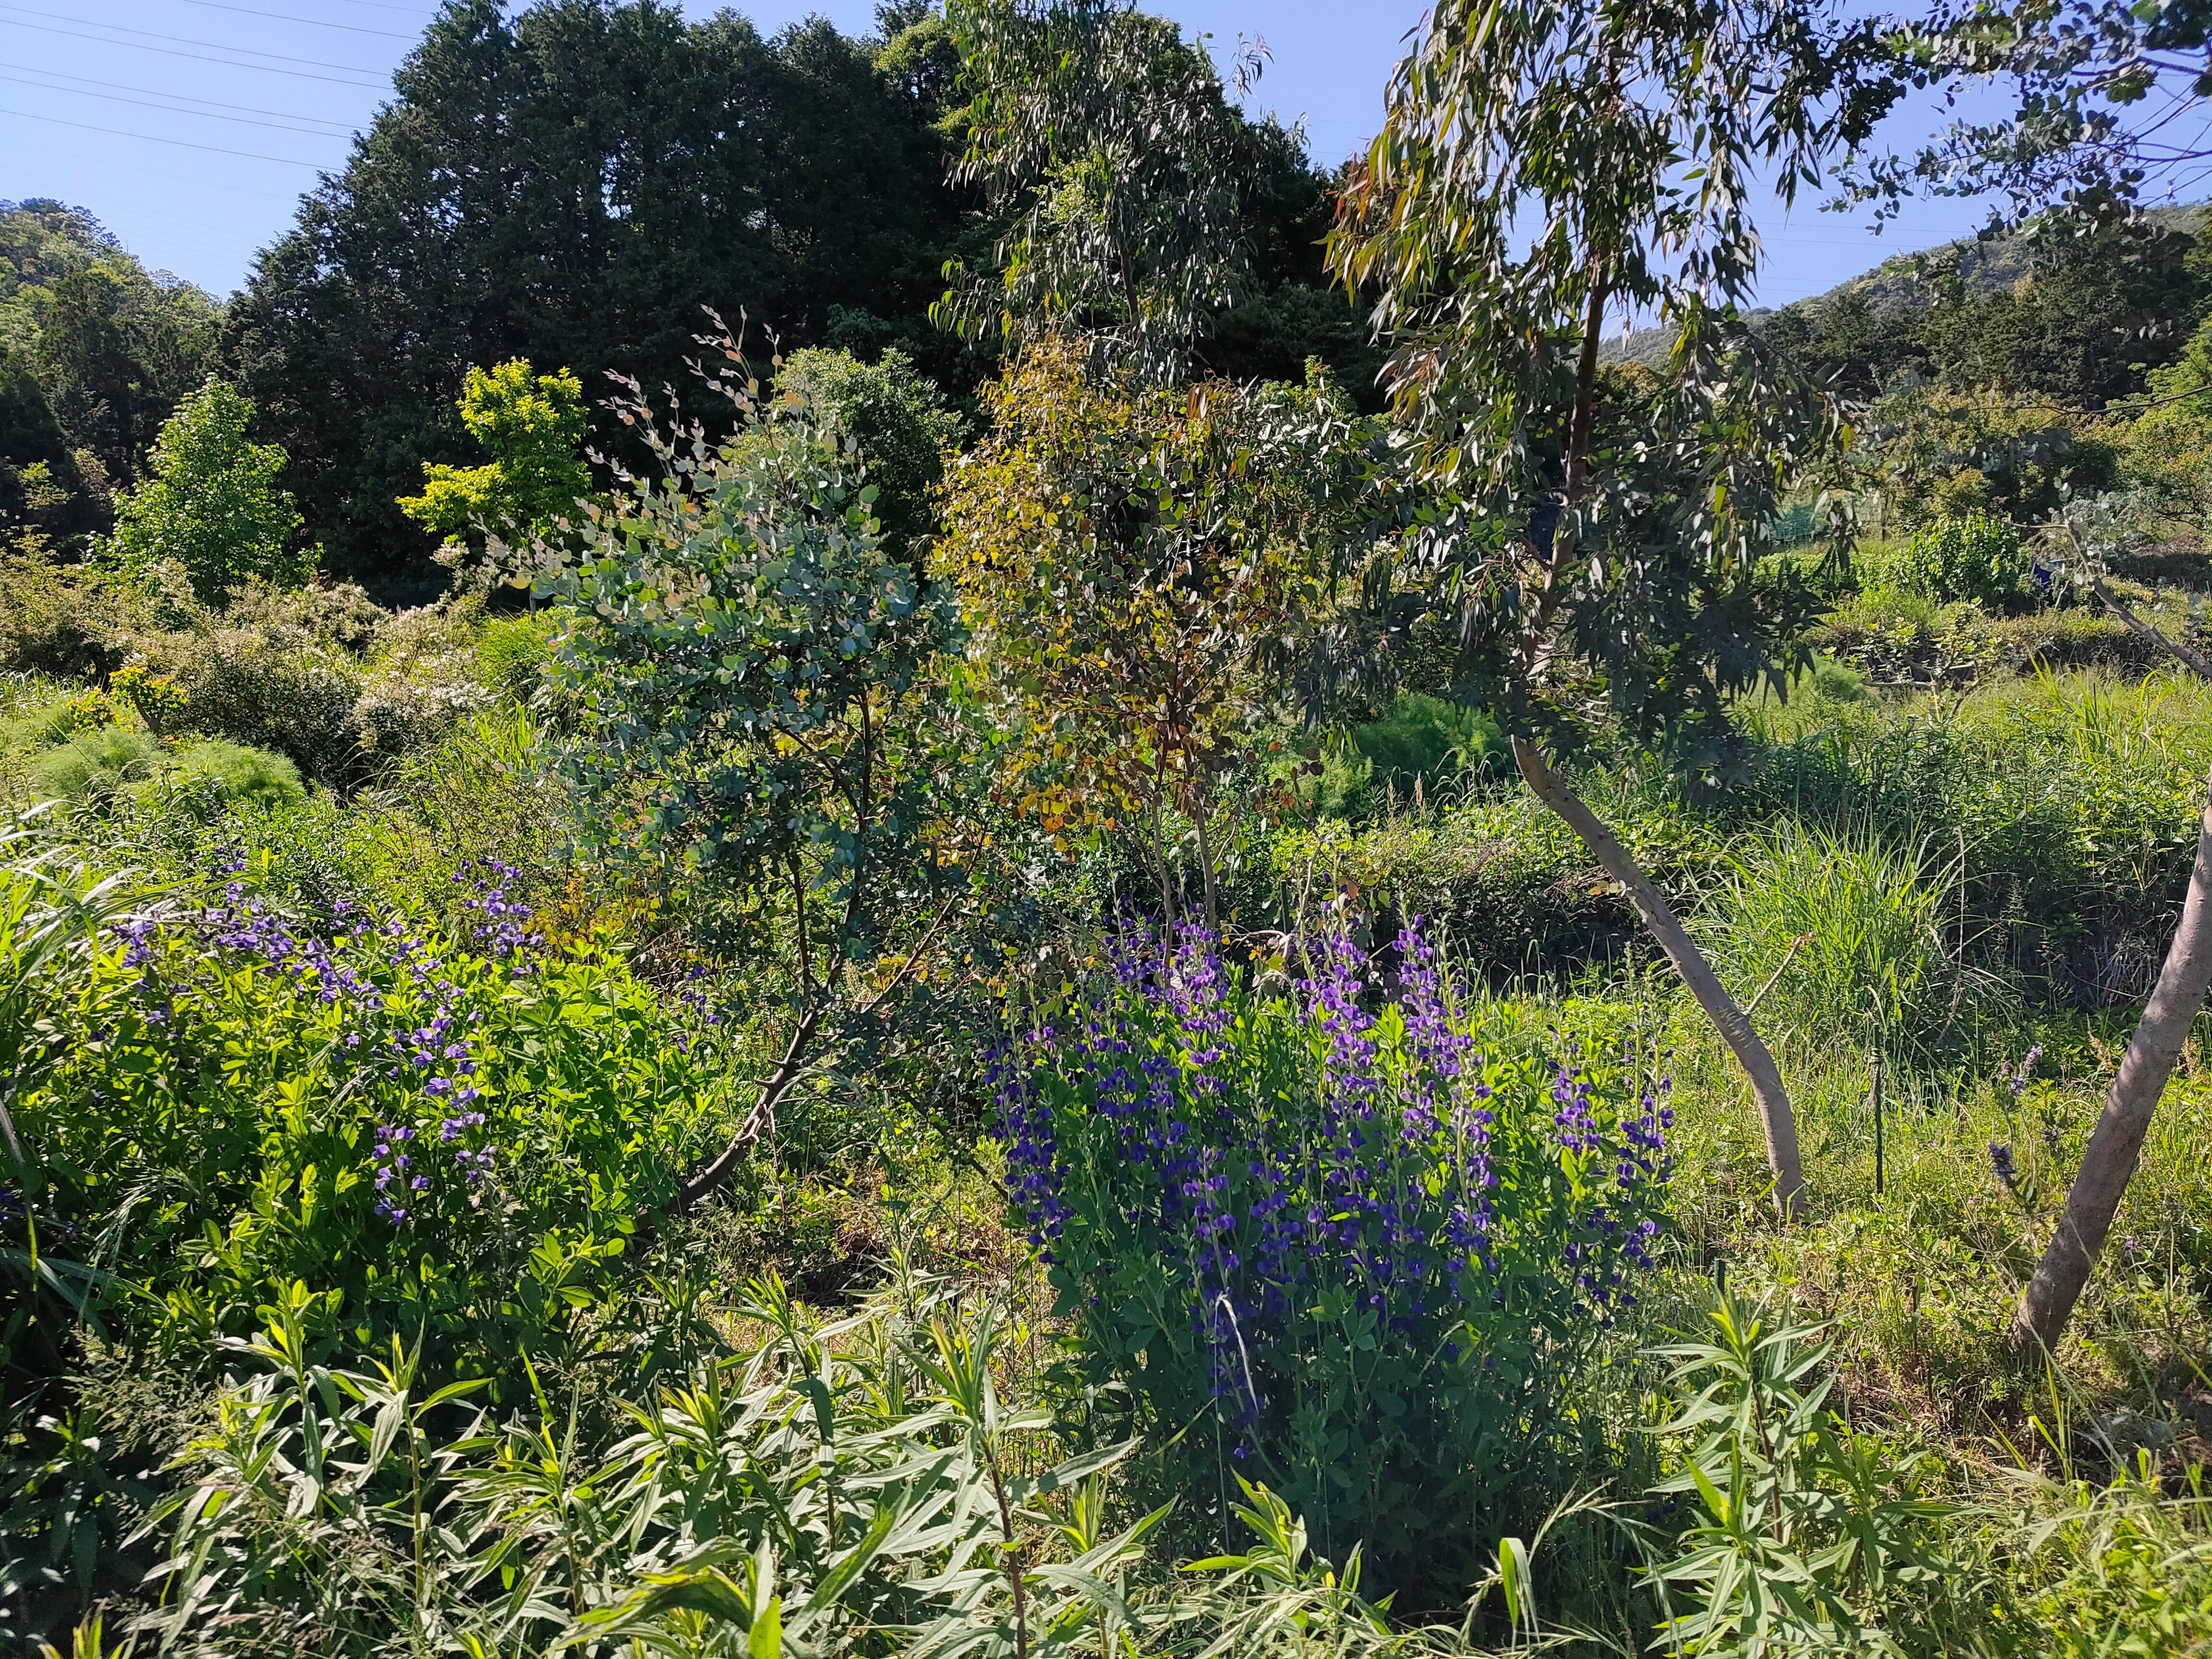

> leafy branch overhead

[{"left": 1329, "top": 0, "right": 1906, "bottom": 753}]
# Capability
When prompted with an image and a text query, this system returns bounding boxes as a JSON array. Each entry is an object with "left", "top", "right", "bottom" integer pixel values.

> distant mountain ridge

[{"left": 1598, "top": 203, "right": 2207, "bottom": 369}]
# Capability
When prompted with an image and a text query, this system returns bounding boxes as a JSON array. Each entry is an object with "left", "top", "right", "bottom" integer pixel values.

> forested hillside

[
  {"left": 10, "top": 0, "right": 2212, "bottom": 1653},
  {"left": 0, "top": 201, "right": 218, "bottom": 549}
]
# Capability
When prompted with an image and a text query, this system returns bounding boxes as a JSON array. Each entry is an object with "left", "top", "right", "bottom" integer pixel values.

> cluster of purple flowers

[
  {"left": 1000, "top": 917, "right": 1673, "bottom": 1444},
  {"left": 373, "top": 1123, "right": 421, "bottom": 1223},
  {"left": 669, "top": 964, "right": 725, "bottom": 1054},
  {"left": 1995, "top": 1046, "right": 2045, "bottom": 1100},
  {"left": 454, "top": 859, "right": 544, "bottom": 957},
  {"left": 115, "top": 880, "right": 506, "bottom": 1230},
  {"left": 997, "top": 1025, "right": 1070, "bottom": 1253},
  {"left": 1990, "top": 1141, "right": 2020, "bottom": 1191}
]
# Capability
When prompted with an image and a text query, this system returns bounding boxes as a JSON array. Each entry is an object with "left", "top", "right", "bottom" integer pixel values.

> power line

[
  {"left": 0, "top": 71, "right": 361, "bottom": 139},
  {"left": 0, "top": 15, "right": 385, "bottom": 88},
  {"left": 0, "top": 5, "right": 387, "bottom": 80},
  {"left": 0, "top": 60, "right": 358, "bottom": 132},
  {"left": 0, "top": 103, "right": 322, "bottom": 167},
  {"left": 168, "top": 0, "right": 418, "bottom": 41}
]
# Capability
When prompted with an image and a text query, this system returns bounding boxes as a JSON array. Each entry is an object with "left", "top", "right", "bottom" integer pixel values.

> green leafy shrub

[
  {"left": 225, "top": 576, "right": 386, "bottom": 652},
  {"left": 0, "top": 552, "right": 121, "bottom": 680},
  {"left": 1351, "top": 693, "right": 1504, "bottom": 797},
  {"left": 351, "top": 673, "right": 491, "bottom": 765},
  {"left": 127, "top": 1263, "right": 1419, "bottom": 1658},
  {"left": 773, "top": 346, "right": 962, "bottom": 565},
  {"left": 1002, "top": 922, "right": 1671, "bottom": 1596},
  {"left": 1642, "top": 1295, "right": 1952, "bottom": 1655},
  {"left": 1803, "top": 657, "right": 1865, "bottom": 702},
  {"left": 105, "top": 662, "right": 186, "bottom": 736},
  {"left": 21, "top": 868, "right": 739, "bottom": 1378},
  {"left": 1880, "top": 511, "right": 2032, "bottom": 609},
  {"left": 545, "top": 336, "right": 967, "bottom": 1219},
  {"left": 132, "top": 617, "right": 365, "bottom": 783},
  {"left": 25, "top": 724, "right": 161, "bottom": 803}
]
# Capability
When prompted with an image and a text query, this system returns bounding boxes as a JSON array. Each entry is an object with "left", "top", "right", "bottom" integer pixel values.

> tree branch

[
  {"left": 668, "top": 1002, "right": 824, "bottom": 1217},
  {"left": 2093, "top": 579, "right": 2212, "bottom": 678}
]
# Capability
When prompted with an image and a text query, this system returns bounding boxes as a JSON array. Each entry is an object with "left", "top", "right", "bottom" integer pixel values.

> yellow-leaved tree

[
  {"left": 934, "top": 337, "right": 1372, "bottom": 927},
  {"left": 398, "top": 359, "right": 592, "bottom": 576}
]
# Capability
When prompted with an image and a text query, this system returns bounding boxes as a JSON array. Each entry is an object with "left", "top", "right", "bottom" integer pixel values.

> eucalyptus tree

[
  {"left": 934, "top": 0, "right": 1261, "bottom": 383},
  {"left": 934, "top": 340, "right": 1377, "bottom": 932},
  {"left": 1327, "top": 0, "right": 1903, "bottom": 1218},
  {"left": 544, "top": 329, "right": 975, "bottom": 1215},
  {"left": 1851, "top": 0, "right": 2212, "bottom": 225}
]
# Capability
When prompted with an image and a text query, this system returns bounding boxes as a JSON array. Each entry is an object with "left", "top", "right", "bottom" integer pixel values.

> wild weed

[{"left": 1637, "top": 1292, "right": 1954, "bottom": 1656}]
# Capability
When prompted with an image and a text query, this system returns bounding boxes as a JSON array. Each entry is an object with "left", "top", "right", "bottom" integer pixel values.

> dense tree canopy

[
  {"left": 0, "top": 346, "right": 99, "bottom": 552},
  {"left": 105, "top": 378, "right": 308, "bottom": 604},
  {"left": 222, "top": 0, "right": 969, "bottom": 588},
  {"left": 1761, "top": 216, "right": 2208, "bottom": 411},
  {"left": 0, "top": 200, "right": 216, "bottom": 533},
  {"left": 397, "top": 359, "right": 593, "bottom": 563}
]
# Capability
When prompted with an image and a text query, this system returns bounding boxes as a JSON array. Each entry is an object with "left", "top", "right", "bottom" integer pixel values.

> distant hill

[{"left": 1598, "top": 204, "right": 2208, "bottom": 369}]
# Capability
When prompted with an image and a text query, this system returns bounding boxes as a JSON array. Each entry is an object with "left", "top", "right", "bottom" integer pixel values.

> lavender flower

[{"left": 1990, "top": 1141, "right": 2019, "bottom": 1191}]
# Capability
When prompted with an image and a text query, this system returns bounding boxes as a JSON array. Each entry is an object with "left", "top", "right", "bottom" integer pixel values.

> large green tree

[
  {"left": 397, "top": 358, "right": 593, "bottom": 566},
  {"left": 34, "top": 267, "right": 215, "bottom": 488},
  {"left": 105, "top": 378, "right": 309, "bottom": 605},
  {"left": 223, "top": 0, "right": 966, "bottom": 587},
  {"left": 1328, "top": 0, "right": 1905, "bottom": 1219},
  {"left": 937, "top": 0, "right": 1385, "bottom": 396}
]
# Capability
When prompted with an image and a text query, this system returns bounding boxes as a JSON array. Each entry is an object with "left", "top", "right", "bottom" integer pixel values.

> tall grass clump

[
  {"left": 26, "top": 726, "right": 164, "bottom": 805},
  {"left": 1704, "top": 824, "right": 1961, "bottom": 1060}
]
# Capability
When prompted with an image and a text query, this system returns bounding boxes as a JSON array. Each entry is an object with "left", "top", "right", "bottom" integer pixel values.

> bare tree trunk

[
  {"left": 2010, "top": 564, "right": 2212, "bottom": 1348},
  {"left": 2094, "top": 579, "right": 2212, "bottom": 678},
  {"left": 1512, "top": 737, "right": 1805, "bottom": 1221},
  {"left": 2008, "top": 584, "right": 2212, "bottom": 1351},
  {"left": 2014, "top": 765, "right": 2212, "bottom": 1351},
  {"left": 670, "top": 1005, "right": 821, "bottom": 1216}
]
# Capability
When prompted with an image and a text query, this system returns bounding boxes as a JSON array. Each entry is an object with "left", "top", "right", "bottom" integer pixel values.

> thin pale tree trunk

[
  {"left": 2014, "top": 763, "right": 2212, "bottom": 1350},
  {"left": 1512, "top": 737, "right": 1805, "bottom": 1221},
  {"left": 2094, "top": 579, "right": 2212, "bottom": 677},
  {"left": 2012, "top": 583, "right": 2212, "bottom": 1351}
]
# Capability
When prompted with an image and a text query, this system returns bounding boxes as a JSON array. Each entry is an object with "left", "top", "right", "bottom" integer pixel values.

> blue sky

[{"left": 0, "top": 0, "right": 2003, "bottom": 309}]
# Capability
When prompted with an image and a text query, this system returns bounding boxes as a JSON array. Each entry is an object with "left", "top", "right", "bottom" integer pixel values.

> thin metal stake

[{"left": 1870, "top": 1046, "right": 1886, "bottom": 1198}]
